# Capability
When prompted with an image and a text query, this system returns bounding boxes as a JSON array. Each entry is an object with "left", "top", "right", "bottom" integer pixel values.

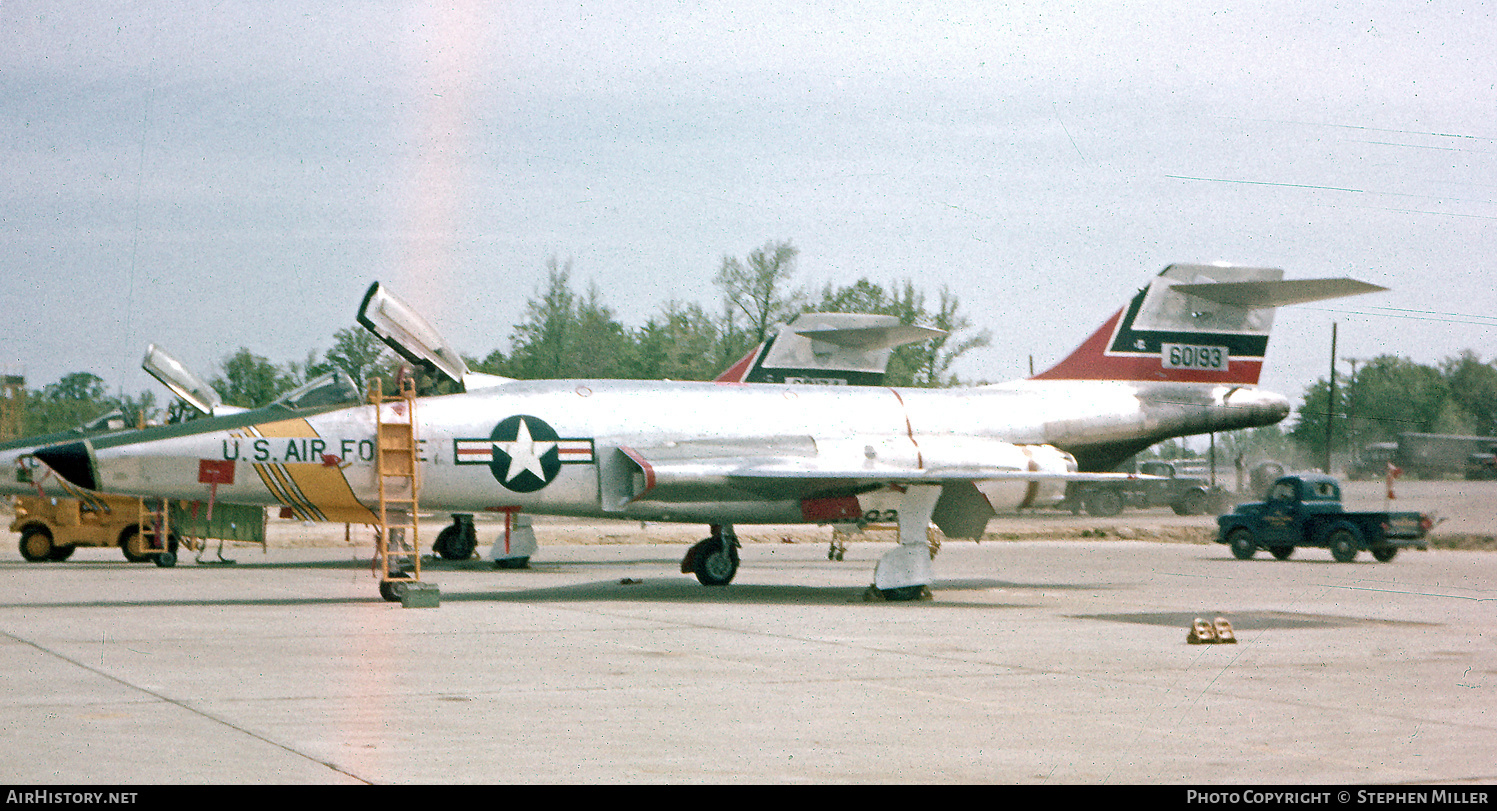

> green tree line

[{"left": 1291, "top": 350, "right": 1497, "bottom": 461}]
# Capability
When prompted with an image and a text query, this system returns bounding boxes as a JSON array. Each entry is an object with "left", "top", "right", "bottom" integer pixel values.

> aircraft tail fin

[
  {"left": 715, "top": 313, "right": 945, "bottom": 385},
  {"left": 1030, "top": 264, "right": 1386, "bottom": 385}
]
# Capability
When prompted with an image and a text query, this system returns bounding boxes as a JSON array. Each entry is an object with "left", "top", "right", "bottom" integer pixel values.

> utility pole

[
  {"left": 1342, "top": 356, "right": 1367, "bottom": 464},
  {"left": 1323, "top": 323, "right": 1337, "bottom": 474}
]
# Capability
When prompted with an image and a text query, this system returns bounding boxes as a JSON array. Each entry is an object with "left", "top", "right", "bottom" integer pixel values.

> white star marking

[{"left": 494, "top": 418, "right": 556, "bottom": 483}]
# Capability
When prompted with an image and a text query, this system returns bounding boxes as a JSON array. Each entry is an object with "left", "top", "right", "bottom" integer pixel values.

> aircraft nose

[{"left": 33, "top": 441, "right": 99, "bottom": 491}]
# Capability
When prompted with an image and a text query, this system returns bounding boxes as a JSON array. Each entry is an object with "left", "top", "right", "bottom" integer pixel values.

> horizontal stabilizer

[
  {"left": 792, "top": 324, "right": 946, "bottom": 351},
  {"left": 717, "top": 313, "right": 944, "bottom": 385},
  {"left": 1170, "top": 278, "right": 1387, "bottom": 308}
]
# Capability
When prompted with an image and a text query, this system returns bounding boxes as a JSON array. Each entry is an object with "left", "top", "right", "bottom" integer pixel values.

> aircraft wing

[{"left": 612, "top": 441, "right": 1155, "bottom": 504}]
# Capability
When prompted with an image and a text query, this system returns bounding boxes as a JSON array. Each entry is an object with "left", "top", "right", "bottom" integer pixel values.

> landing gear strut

[
  {"left": 682, "top": 524, "right": 740, "bottom": 586},
  {"left": 870, "top": 484, "right": 943, "bottom": 601}
]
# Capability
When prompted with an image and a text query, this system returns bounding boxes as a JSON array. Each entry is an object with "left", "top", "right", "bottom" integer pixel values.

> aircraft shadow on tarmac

[
  {"left": 0, "top": 557, "right": 1117, "bottom": 609},
  {"left": 442, "top": 577, "right": 1065, "bottom": 606}
]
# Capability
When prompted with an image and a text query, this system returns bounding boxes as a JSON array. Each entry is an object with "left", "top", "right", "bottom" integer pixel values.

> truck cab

[{"left": 1217, "top": 474, "right": 1430, "bottom": 562}]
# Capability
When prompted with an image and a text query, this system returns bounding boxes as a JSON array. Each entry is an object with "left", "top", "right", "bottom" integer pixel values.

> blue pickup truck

[{"left": 1217, "top": 474, "right": 1431, "bottom": 562}]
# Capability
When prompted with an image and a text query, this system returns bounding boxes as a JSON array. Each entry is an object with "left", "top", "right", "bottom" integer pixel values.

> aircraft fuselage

[{"left": 54, "top": 378, "right": 1289, "bottom": 528}]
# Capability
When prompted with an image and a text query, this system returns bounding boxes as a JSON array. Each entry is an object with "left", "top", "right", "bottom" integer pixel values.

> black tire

[
  {"left": 151, "top": 535, "right": 180, "bottom": 568},
  {"left": 689, "top": 537, "right": 739, "bottom": 586},
  {"left": 494, "top": 557, "right": 530, "bottom": 569},
  {"left": 1269, "top": 546, "right": 1295, "bottom": 561},
  {"left": 1371, "top": 546, "right": 1399, "bottom": 562},
  {"left": 1326, "top": 523, "right": 1362, "bottom": 563},
  {"left": 379, "top": 571, "right": 412, "bottom": 602},
  {"left": 119, "top": 526, "right": 154, "bottom": 563},
  {"left": 1084, "top": 488, "right": 1124, "bottom": 517},
  {"left": 1227, "top": 527, "right": 1258, "bottom": 560},
  {"left": 434, "top": 523, "right": 477, "bottom": 561},
  {"left": 878, "top": 585, "right": 929, "bottom": 601},
  {"left": 19, "top": 526, "right": 54, "bottom": 562},
  {"left": 47, "top": 544, "right": 77, "bottom": 562}
]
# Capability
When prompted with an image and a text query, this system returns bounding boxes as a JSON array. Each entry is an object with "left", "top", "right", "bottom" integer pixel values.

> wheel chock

[
  {"left": 1188, "top": 617, "right": 1218, "bottom": 644},
  {"left": 400, "top": 581, "right": 440, "bottom": 608},
  {"left": 1212, "top": 617, "right": 1237, "bottom": 643},
  {"left": 1187, "top": 616, "right": 1237, "bottom": 644}
]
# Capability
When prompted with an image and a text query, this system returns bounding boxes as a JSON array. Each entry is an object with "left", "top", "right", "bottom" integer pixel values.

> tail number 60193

[{"left": 1162, "top": 343, "right": 1228, "bottom": 370}]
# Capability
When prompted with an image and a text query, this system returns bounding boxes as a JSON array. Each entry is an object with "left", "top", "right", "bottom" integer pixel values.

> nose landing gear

[{"left": 682, "top": 524, "right": 740, "bottom": 586}]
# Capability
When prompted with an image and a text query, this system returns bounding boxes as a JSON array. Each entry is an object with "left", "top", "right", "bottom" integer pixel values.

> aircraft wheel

[
  {"left": 877, "top": 585, "right": 930, "bottom": 601},
  {"left": 688, "top": 537, "right": 739, "bottom": 586},
  {"left": 494, "top": 557, "right": 530, "bottom": 569},
  {"left": 1269, "top": 545, "right": 1295, "bottom": 561},
  {"left": 434, "top": 523, "right": 476, "bottom": 561},
  {"left": 1083, "top": 489, "right": 1123, "bottom": 517},
  {"left": 1371, "top": 545, "right": 1399, "bottom": 562},
  {"left": 1227, "top": 528, "right": 1258, "bottom": 560},
  {"left": 47, "top": 544, "right": 77, "bottom": 562},
  {"left": 1326, "top": 524, "right": 1362, "bottom": 563},
  {"left": 19, "top": 526, "right": 54, "bottom": 562},
  {"left": 379, "top": 571, "right": 412, "bottom": 602}
]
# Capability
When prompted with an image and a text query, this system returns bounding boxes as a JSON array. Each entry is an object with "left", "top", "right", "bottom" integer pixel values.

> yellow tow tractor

[{"left": 12, "top": 480, "right": 266, "bottom": 567}]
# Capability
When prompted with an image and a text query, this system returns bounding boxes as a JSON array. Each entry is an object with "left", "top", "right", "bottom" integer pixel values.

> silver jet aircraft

[{"left": 34, "top": 264, "right": 1383, "bottom": 600}]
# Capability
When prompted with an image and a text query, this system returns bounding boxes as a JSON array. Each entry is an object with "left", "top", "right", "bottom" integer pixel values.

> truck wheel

[
  {"left": 1269, "top": 546, "right": 1295, "bottom": 561},
  {"left": 119, "top": 526, "right": 154, "bottom": 563},
  {"left": 19, "top": 526, "right": 54, "bottom": 562},
  {"left": 1326, "top": 524, "right": 1362, "bottom": 563},
  {"left": 1227, "top": 528, "right": 1258, "bottom": 560},
  {"left": 1371, "top": 546, "right": 1399, "bottom": 562},
  {"left": 47, "top": 544, "right": 77, "bottom": 562},
  {"left": 1084, "top": 489, "right": 1123, "bottom": 517}
]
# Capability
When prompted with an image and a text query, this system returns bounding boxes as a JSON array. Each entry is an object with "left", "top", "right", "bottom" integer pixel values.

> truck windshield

[{"left": 1310, "top": 481, "right": 1339, "bottom": 500}]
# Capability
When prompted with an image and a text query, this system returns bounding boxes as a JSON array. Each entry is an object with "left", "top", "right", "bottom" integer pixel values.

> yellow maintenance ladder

[
  {"left": 134, "top": 497, "right": 180, "bottom": 567},
  {"left": 369, "top": 376, "right": 433, "bottom": 604}
]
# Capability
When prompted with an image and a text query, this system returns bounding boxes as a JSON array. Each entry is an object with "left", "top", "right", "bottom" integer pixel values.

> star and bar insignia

[{"left": 454, "top": 415, "right": 594, "bottom": 493}]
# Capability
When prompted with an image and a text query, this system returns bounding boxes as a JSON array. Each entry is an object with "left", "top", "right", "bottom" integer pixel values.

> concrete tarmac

[{"left": 2, "top": 522, "right": 1494, "bottom": 785}]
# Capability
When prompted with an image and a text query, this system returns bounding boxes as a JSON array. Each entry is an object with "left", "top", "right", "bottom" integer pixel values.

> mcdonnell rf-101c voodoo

[{"left": 34, "top": 264, "right": 1384, "bottom": 600}]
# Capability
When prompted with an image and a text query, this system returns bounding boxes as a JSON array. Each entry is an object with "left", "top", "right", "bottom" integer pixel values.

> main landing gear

[
  {"left": 681, "top": 524, "right": 740, "bottom": 586},
  {"left": 868, "top": 484, "right": 941, "bottom": 602},
  {"left": 680, "top": 485, "right": 944, "bottom": 601}
]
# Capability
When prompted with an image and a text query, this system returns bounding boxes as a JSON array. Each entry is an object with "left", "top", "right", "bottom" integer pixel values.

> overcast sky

[{"left": 3, "top": 1, "right": 1494, "bottom": 418}]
